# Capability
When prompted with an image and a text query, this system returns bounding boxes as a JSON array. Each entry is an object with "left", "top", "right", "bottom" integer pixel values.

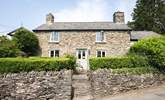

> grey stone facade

[
  {"left": 33, "top": 11, "right": 132, "bottom": 57},
  {"left": 35, "top": 30, "right": 131, "bottom": 57}
]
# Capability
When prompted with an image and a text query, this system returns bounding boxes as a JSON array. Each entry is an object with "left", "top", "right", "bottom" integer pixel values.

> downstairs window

[
  {"left": 96, "top": 50, "right": 106, "bottom": 57},
  {"left": 49, "top": 50, "right": 59, "bottom": 57}
]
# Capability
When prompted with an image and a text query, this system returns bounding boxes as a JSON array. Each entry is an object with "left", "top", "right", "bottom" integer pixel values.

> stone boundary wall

[
  {"left": 0, "top": 70, "right": 72, "bottom": 100},
  {"left": 89, "top": 69, "right": 165, "bottom": 98}
]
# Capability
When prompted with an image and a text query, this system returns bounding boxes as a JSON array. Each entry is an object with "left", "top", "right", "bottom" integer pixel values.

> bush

[
  {"left": 129, "top": 36, "right": 165, "bottom": 71},
  {"left": 0, "top": 57, "right": 76, "bottom": 73},
  {"left": 112, "top": 67, "right": 160, "bottom": 75},
  {"left": 89, "top": 55, "right": 150, "bottom": 70},
  {"left": 0, "top": 36, "right": 21, "bottom": 57}
]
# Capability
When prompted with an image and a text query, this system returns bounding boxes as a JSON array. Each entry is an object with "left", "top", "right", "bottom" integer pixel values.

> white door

[{"left": 76, "top": 49, "right": 89, "bottom": 70}]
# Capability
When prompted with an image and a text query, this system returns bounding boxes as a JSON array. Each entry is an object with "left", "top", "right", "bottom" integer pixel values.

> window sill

[
  {"left": 95, "top": 41, "right": 106, "bottom": 44},
  {"left": 48, "top": 41, "right": 60, "bottom": 44}
]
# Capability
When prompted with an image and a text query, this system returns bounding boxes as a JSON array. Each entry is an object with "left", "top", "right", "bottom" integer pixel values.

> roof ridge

[
  {"left": 53, "top": 21, "right": 114, "bottom": 23},
  {"left": 33, "top": 22, "right": 132, "bottom": 31}
]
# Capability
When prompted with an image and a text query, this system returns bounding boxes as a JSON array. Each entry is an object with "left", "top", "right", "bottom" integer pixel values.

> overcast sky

[{"left": 0, "top": 0, "right": 137, "bottom": 35}]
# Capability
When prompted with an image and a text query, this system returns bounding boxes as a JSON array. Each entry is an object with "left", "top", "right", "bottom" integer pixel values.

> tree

[
  {"left": 13, "top": 28, "right": 39, "bottom": 56},
  {"left": 131, "top": 0, "right": 165, "bottom": 34},
  {"left": 0, "top": 36, "right": 21, "bottom": 57}
]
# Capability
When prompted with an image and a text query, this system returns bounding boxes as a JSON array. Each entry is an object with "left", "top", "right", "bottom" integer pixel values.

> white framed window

[
  {"left": 96, "top": 50, "right": 106, "bottom": 57},
  {"left": 49, "top": 49, "right": 60, "bottom": 57},
  {"left": 50, "top": 32, "right": 60, "bottom": 42},
  {"left": 96, "top": 31, "right": 105, "bottom": 42}
]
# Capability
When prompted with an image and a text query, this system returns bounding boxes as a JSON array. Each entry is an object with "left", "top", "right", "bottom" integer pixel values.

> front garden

[
  {"left": 0, "top": 28, "right": 165, "bottom": 75},
  {"left": 88, "top": 36, "right": 165, "bottom": 97},
  {"left": 89, "top": 35, "right": 165, "bottom": 75},
  {"left": 0, "top": 32, "right": 165, "bottom": 99}
]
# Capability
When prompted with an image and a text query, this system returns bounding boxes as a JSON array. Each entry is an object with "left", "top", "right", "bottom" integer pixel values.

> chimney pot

[
  {"left": 113, "top": 11, "right": 125, "bottom": 24},
  {"left": 46, "top": 13, "right": 54, "bottom": 25}
]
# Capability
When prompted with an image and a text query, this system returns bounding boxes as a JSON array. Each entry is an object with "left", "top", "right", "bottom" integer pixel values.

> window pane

[
  {"left": 51, "top": 33, "right": 54, "bottom": 41},
  {"left": 55, "top": 50, "right": 59, "bottom": 57},
  {"left": 82, "top": 50, "right": 86, "bottom": 59},
  {"left": 52, "top": 33, "right": 55, "bottom": 41},
  {"left": 78, "top": 51, "right": 81, "bottom": 59},
  {"left": 102, "top": 51, "right": 105, "bottom": 57},
  {"left": 54, "top": 32, "right": 58, "bottom": 41},
  {"left": 96, "top": 32, "right": 101, "bottom": 41},
  {"left": 97, "top": 51, "right": 101, "bottom": 57},
  {"left": 96, "top": 32, "right": 104, "bottom": 42},
  {"left": 50, "top": 51, "right": 54, "bottom": 57},
  {"left": 51, "top": 32, "right": 59, "bottom": 41},
  {"left": 101, "top": 32, "right": 104, "bottom": 41}
]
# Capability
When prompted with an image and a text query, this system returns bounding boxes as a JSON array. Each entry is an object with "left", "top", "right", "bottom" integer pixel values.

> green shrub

[
  {"left": 112, "top": 67, "right": 160, "bottom": 75},
  {"left": 0, "top": 57, "right": 76, "bottom": 73},
  {"left": 89, "top": 55, "right": 150, "bottom": 70},
  {"left": 0, "top": 36, "right": 21, "bottom": 57},
  {"left": 129, "top": 36, "right": 165, "bottom": 71}
]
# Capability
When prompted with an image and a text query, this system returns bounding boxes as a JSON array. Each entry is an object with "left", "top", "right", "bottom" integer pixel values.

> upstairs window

[
  {"left": 97, "top": 50, "right": 106, "bottom": 57},
  {"left": 50, "top": 32, "right": 59, "bottom": 42},
  {"left": 49, "top": 50, "right": 59, "bottom": 57},
  {"left": 96, "top": 31, "right": 105, "bottom": 42}
]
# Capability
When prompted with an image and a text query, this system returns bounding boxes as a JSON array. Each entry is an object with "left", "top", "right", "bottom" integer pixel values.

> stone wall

[
  {"left": 89, "top": 69, "right": 165, "bottom": 98},
  {"left": 0, "top": 70, "right": 72, "bottom": 100},
  {"left": 36, "top": 31, "right": 131, "bottom": 57}
]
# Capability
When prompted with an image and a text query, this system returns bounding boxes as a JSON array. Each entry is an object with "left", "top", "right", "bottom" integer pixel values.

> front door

[{"left": 76, "top": 49, "right": 89, "bottom": 70}]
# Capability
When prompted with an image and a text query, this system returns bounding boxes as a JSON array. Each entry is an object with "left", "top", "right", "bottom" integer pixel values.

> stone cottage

[{"left": 33, "top": 11, "right": 158, "bottom": 70}]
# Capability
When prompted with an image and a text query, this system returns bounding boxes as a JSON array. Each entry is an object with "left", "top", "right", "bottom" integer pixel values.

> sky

[{"left": 0, "top": 0, "right": 137, "bottom": 35}]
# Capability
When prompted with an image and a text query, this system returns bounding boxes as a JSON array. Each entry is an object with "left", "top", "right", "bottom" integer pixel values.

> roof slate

[
  {"left": 33, "top": 22, "right": 131, "bottom": 31},
  {"left": 131, "top": 31, "right": 160, "bottom": 41}
]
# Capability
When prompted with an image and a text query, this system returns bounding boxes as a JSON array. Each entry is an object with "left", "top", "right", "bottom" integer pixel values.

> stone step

[
  {"left": 72, "top": 73, "right": 93, "bottom": 100},
  {"left": 74, "top": 68, "right": 89, "bottom": 74},
  {"left": 73, "top": 86, "right": 91, "bottom": 92},
  {"left": 73, "top": 87, "right": 90, "bottom": 92},
  {"left": 72, "top": 82, "right": 91, "bottom": 87},
  {"left": 74, "top": 90, "right": 92, "bottom": 96},
  {"left": 73, "top": 74, "right": 89, "bottom": 80},
  {"left": 73, "top": 95, "right": 94, "bottom": 100},
  {"left": 73, "top": 79, "right": 90, "bottom": 83}
]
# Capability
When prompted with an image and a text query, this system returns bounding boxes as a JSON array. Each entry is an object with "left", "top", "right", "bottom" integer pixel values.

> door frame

[{"left": 76, "top": 48, "right": 89, "bottom": 70}]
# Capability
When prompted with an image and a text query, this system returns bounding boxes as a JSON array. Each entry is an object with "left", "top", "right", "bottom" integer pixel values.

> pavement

[{"left": 96, "top": 84, "right": 165, "bottom": 100}]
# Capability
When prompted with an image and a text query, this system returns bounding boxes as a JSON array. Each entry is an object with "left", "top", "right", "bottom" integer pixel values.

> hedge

[
  {"left": 129, "top": 36, "right": 165, "bottom": 71},
  {"left": 0, "top": 57, "right": 76, "bottom": 73},
  {"left": 112, "top": 67, "right": 160, "bottom": 75},
  {"left": 89, "top": 55, "right": 150, "bottom": 70}
]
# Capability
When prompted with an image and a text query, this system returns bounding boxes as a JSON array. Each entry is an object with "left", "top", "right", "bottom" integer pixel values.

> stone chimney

[
  {"left": 113, "top": 11, "right": 125, "bottom": 24},
  {"left": 46, "top": 13, "right": 54, "bottom": 25}
]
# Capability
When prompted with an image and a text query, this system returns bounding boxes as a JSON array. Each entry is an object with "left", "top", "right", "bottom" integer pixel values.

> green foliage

[
  {"left": 0, "top": 36, "right": 21, "bottom": 57},
  {"left": 64, "top": 54, "right": 76, "bottom": 60},
  {"left": 64, "top": 54, "right": 76, "bottom": 69},
  {"left": 13, "top": 27, "right": 39, "bottom": 56},
  {"left": 112, "top": 67, "right": 160, "bottom": 75},
  {"left": 129, "top": 36, "right": 165, "bottom": 71},
  {"left": 0, "top": 57, "right": 76, "bottom": 73},
  {"left": 132, "top": 0, "right": 165, "bottom": 34},
  {"left": 89, "top": 55, "right": 150, "bottom": 70}
]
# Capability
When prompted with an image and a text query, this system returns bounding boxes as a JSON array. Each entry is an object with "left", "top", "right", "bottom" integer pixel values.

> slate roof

[
  {"left": 33, "top": 22, "right": 131, "bottom": 31},
  {"left": 131, "top": 31, "right": 160, "bottom": 41}
]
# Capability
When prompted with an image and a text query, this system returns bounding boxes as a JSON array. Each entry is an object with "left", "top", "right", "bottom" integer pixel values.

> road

[{"left": 97, "top": 84, "right": 165, "bottom": 100}]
